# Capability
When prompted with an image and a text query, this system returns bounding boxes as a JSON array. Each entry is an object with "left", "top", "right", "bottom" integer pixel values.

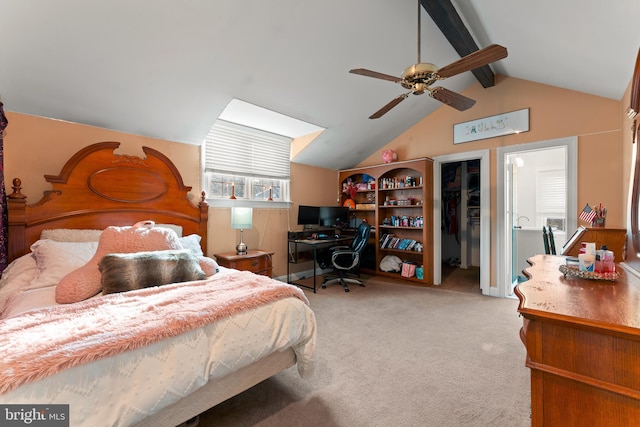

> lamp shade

[{"left": 231, "top": 207, "right": 253, "bottom": 229}]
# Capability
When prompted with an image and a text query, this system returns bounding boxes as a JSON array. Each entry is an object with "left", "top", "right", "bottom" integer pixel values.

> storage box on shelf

[{"left": 339, "top": 158, "right": 433, "bottom": 284}]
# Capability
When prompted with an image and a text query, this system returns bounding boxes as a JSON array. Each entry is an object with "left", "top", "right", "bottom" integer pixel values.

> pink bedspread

[{"left": 0, "top": 271, "right": 308, "bottom": 394}]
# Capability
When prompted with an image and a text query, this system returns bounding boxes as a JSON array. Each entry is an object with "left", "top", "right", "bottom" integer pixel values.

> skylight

[{"left": 218, "top": 99, "right": 324, "bottom": 138}]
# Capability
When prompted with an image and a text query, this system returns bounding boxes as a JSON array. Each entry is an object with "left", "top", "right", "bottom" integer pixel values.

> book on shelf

[
  {"left": 398, "top": 239, "right": 414, "bottom": 250},
  {"left": 380, "top": 233, "right": 394, "bottom": 248},
  {"left": 383, "top": 237, "right": 393, "bottom": 249}
]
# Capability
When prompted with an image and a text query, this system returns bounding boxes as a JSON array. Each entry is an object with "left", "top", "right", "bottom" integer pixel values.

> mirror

[{"left": 627, "top": 48, "right": 640, "bottom": 269}]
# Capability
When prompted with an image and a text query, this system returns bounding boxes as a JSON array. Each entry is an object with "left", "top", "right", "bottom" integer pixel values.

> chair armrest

[{"left": 331, "top": 249, "right": 360, "bottom": 270}]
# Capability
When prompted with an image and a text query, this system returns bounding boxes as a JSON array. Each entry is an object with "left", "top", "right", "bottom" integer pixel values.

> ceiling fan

[{"left": 349, "top": 1, "right": 508, "bottom": 119}]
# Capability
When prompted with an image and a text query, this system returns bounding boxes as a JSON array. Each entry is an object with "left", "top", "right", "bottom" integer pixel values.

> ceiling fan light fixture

[{"left": 412, "top": 82, "right": 429, "bottom": 94}]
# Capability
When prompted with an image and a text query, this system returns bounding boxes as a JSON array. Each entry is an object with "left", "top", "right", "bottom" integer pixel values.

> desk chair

[
  {"left": 321, "top": 223, "right": 371, "bottom": 292},
  {"left": 542, "top": 226, "right": 556, "bottom": 255}
]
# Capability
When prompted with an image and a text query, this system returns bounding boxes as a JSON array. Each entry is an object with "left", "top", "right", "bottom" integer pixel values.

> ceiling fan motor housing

[{"left": 401, "top": 63, "right": 439, "bottom": 93}]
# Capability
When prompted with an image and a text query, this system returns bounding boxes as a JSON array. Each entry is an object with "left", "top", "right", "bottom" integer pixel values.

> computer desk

[{"left": 287, "top": 236, "right": 353, "bottom": 293}]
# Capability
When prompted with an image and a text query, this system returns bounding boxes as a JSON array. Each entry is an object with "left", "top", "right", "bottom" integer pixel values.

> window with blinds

[
  {"left": 536, "top": 169, "right": 566, "bottom": 229},
  {"left": 203, "top": 120, "right": 291, "bottom": 203}
]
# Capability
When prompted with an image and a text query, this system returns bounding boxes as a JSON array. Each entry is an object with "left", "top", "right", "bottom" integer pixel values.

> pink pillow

[{"left": 55, "top": 221, "right": 217, "bottom": 304}]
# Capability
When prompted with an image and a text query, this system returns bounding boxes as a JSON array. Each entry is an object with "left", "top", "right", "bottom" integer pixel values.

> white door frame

[
  {"left": 496, "top": 137, "right": 577, "bottom": 297},
  {"left": 433, "top": 150, "right": 490, "bottom": 295}
]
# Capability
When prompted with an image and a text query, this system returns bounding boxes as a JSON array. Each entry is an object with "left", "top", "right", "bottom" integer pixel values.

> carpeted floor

[
  {"left": 196, "top": 274, "right": 531, "bottom": 427},
  {"left": 439, "top": 264, "right": 482, "bottom": 294}
]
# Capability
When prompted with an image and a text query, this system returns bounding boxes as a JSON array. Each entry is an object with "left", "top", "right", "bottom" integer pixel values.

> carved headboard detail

[{"left": 7, "top": 142, "right": 208, "bottom": 261}]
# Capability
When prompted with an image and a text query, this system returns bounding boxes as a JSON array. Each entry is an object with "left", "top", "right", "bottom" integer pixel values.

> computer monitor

[
  {"left": 297, "top": 205, "right": 320, "bottom": 228},
  {"left": 318, "top": 206, "right": 350, "bottom": 228}
]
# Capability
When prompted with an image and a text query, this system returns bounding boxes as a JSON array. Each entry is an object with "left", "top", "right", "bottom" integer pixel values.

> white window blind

[
  {"left": 204, "top": 120, "right": 291, "bottom": 179},
  {"left": 536, "top": 170, "right": 566, "bottom": 213}
]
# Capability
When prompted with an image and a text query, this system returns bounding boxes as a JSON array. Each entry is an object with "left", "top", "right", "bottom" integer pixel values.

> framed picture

[{"left": 454, "top": 108, "right": 530, "bottom": 144}]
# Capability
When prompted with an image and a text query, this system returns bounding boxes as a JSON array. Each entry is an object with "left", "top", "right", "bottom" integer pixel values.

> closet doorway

[{"left": 433, "top": 150, "right": 490, "bottom": 295}]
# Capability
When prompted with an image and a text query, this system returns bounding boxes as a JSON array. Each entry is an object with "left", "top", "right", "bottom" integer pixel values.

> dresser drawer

[{"left": 230, "top": 256, "right": 271, "bottom": 273}]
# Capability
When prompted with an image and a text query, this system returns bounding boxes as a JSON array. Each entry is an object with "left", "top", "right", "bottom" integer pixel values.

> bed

[{"left": 0, "top": 142, "right": 317, "bottom": 427}]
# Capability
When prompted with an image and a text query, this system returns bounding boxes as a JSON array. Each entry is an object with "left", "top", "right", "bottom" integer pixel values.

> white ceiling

[{"left": 1, "top": 1, "right": 639, "bottom": 170}]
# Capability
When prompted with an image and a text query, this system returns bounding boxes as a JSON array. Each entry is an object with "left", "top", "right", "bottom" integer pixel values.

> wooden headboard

[{"left": 7, "top": 142, "right": 208, "bottom": 262}]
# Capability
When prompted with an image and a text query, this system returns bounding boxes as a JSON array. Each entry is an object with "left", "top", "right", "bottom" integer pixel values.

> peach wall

[
  {"left": 289, "top": 161, "right": 341, "bottom": 231},
  {"left": 4, "top": 75, "right": 628, "bottom": 287},
  {"left": 207, "top": 162, "right": 338, "bottom": 276},
  {"left": 4, "top": 112, "right": 338, "bottom": 277},
  {"left": 359, "top": 76, "right": 623, "bottom": 287},
  {"left": 5, "top": 112, "right": 202, "bottom": 201}
]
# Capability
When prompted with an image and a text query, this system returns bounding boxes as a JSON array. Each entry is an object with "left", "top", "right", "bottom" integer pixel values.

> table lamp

[{"left": 231, "top": 207, "right": 252, "bottom": 254}]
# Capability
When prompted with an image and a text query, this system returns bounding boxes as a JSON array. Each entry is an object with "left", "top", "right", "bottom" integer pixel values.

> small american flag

[{"left": 579, "top": 203, "right": 597, "bottom": 223}]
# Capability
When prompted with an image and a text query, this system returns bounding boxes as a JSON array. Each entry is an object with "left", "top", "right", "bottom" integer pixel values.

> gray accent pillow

[{"left": 99, "top": 249, "right": 206, "bottom": 295}]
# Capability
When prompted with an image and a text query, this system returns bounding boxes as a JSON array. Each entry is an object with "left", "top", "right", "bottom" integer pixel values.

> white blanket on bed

[
  {"left": 0, "top": 270, "right": 313, "bottom": 394},
  {"left": 0, "top": 267, "right": 317, "bottom": 427}
]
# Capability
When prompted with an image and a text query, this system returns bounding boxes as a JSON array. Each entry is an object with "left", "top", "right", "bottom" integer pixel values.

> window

[
  {"left": 204, "top": 120, "right": 291, "bottom": 206},
  {"left": 536, "top": 169, "right": 566, "bottom": 230}
]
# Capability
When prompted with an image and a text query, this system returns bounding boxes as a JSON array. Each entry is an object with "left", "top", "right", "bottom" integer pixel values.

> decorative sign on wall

[{"left": 453, "top": 108, "right": 529, "bottom": 144}]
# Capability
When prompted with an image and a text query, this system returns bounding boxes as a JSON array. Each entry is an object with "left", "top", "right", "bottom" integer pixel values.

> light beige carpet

[{"left": 198, "top": 276, "right": 531, "bottom": 427}]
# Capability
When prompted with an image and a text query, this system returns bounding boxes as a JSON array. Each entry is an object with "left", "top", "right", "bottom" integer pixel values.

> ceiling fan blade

[
  {"left": 436, "top": 44, "right": 508, "bottom": 79},
  {"left": 369, "top": 93, "right": 410, "bottom": 119},
  {"left": 429, "top": 87, "right": 476, "bottom": 111},
  {"left": 350, "top": 68, "right": 403, "bottom": 83}
]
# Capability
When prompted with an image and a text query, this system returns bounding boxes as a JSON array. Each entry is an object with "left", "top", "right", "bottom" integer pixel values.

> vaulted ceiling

[{"left": 1, "top": 1, "right": 639, "bottom": 170}]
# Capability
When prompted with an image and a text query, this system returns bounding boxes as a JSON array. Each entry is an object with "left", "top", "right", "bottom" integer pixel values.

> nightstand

[{"left": 213, "top": 250, "right": 274, "bottom": 277}]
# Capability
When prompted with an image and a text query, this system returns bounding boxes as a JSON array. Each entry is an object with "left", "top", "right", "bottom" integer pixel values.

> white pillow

[
  {"left": 0, "top": 254, "right": 38, "bottom": 315},
  {"left": 40, "top": 228, "right": 103, "bottom": 242},
  {"left": 380, "top": 255, "right": 403, "bottom": 272},
  {"left": 156, "top": 224, "right": 183, "bottom": 237},
  {"left": 0, "top": 253, "right": 37, "bottom": 288},
  {"left": 28, "top": 240, "right": 99, "bottom": 290},
  {"left": 179, "top": 234, "right": 204, "bottom": 256}
]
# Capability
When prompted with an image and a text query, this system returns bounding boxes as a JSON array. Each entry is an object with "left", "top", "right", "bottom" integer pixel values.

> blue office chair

[{"left": 321, "top": 222, "right": 372, "bottom": 292}]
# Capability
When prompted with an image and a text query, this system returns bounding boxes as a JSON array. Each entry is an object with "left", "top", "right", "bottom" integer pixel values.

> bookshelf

[{"left": 339, "top": 158, "right": 433, "bottom": 284}]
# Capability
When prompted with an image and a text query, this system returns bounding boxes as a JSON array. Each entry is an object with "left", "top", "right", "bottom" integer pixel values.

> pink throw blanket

[{"left": 0, "top": 271, "right": 308, "bottom": 394}]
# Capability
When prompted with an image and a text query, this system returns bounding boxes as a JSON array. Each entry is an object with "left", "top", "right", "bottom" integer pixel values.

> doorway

[
  {"left": 433, "top": 150, "right": 490, "bottom": 295},
  {"left": 440, "top": 159, "right": 480, "bottom": 291},
  {"left": 497, "top": 137, "right": 577, "bottom": 297}
]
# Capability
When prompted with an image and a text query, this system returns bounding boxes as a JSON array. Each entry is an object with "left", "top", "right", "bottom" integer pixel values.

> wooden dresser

[
  {"left": 213, "top": 250, "right": 274, "bottom": 277},
  {"left": 515, "top": 255, "right": 640, "bottom": 426},
  {"left": 561, "top": 227, "right": 627, "bottom": 260}
]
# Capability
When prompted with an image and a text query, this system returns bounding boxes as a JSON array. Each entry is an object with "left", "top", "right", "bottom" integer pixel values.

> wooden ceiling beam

[{"left": 421, "top": 0, "right": 496, "bottom": 88}]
